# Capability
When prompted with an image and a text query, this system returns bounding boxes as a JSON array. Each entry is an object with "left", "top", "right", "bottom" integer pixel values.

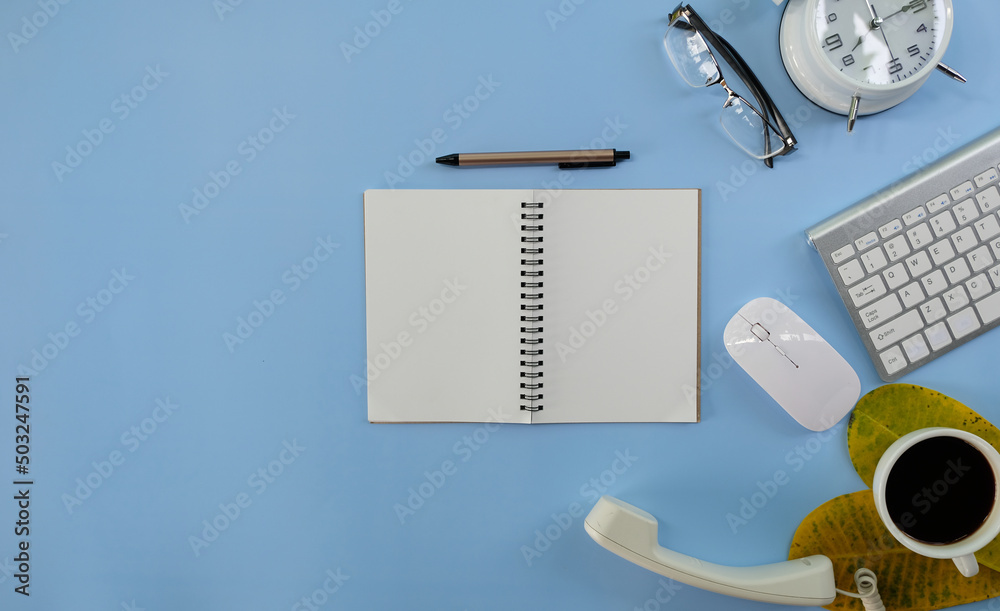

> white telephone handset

[{"left": 584, "top": 496, "right": 837, "bottom": 607}]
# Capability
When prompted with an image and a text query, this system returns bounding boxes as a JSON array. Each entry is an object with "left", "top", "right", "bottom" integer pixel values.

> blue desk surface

[{"left": 1, "top": 1, "right": 998, "bottom": 609}]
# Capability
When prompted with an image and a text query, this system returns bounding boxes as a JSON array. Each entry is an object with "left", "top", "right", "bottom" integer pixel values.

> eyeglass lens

[
  {"left": 720, "top": 96, "right": 786, "bottom": 160},
  {"left": 665, "top": 17, "right": 786, "bottom": 160},
  {"left": 664, "top": 23, "right": 719, "bottom": 88}
]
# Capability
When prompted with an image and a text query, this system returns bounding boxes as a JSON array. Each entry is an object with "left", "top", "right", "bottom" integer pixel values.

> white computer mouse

[{"left": 723, "top": 297, "right": 860, "bottom": 431}]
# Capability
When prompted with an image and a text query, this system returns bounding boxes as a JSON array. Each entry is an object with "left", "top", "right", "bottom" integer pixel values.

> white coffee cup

[{"left": 873, "top": 427, "right": 1000, "bottom": 577}]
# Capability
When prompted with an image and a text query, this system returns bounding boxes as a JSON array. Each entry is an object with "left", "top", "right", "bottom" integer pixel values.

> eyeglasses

[{"left": 666, "top": 4, "right": 796, "bottom": 167}]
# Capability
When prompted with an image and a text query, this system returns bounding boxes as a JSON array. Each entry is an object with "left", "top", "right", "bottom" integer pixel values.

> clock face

[{"left": 814, "top": 0, "right": 947, "bottom": 86}]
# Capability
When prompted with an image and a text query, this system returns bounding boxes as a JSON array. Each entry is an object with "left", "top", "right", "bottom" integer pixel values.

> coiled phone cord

[{"left": 835, "top": 568, "right": 885, "bottom": 611}]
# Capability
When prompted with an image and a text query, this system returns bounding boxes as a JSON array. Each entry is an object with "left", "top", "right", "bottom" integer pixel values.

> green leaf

[
  {"left": 846, "top": 384, "right": 1000, "bottom": 571},
  {"left": 789, "top": 491, "right": 1000, "bottom": 611},
  {"left": 847, "top": 384, "right": 1000, "bottom": 487}
]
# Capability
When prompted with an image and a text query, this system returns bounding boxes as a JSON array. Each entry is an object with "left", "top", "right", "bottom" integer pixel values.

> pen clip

[{"left": 558, "top": 160, "right": 618, "bottom": 169}]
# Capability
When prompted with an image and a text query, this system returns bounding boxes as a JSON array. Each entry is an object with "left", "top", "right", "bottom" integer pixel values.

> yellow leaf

[
  {"left": 789, "top": 491, "right": 1000, "bottom": 611},
  {"left": 846, "top": 384, "right": 1000, "bottom": 571}
]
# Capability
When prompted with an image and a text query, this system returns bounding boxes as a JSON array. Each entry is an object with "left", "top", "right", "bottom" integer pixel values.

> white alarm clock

[{"left": 779, "top": 0, "right": 963, "bottom": 131}]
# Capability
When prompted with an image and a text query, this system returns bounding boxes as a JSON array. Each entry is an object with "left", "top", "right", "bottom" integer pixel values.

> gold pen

[{"left": 435, "top": 149, "right": 630, "bottom": 169}]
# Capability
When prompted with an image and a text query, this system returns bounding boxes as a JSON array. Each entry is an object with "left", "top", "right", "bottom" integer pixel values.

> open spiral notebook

[{"left": 363, "top": 189, "right": 701, "bottom": 423}]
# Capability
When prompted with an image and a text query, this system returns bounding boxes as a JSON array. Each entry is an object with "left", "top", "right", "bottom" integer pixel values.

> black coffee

[{"left": 884, "top": 436, "right": 996, "bottom": 544}]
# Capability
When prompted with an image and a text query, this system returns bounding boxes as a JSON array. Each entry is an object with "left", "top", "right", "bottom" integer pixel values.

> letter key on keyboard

[{"left": 806, "top": 127, "right": 1000, "bottom": 381}]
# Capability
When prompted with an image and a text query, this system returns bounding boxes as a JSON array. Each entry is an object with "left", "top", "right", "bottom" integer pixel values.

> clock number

[
  {"left": 887, "top": 58, "right": 903, "bottom": 74},
  {"left": 917, "top": 23, "right": 927, "bottom": 33},
  {"left": 825, "top": 33, "right": 843, "bottom": 51},
  {"left": 909, "top": 0, "right": 927, "bottom": 14},
  {"left": 842, "top": 54, "right": 855, "bottom": 67},
  {"left": 907, "top": 44, "right": 920, "bottom": 57},
  {"left": 827, "top": 12, "right": 837, "bottom": 23}
]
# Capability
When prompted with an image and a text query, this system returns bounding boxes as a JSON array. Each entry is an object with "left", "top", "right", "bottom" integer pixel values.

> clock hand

[
  {"left": 851, "top": 0, "right": 882, "bottom": 52},
  {"left": 869, "top": 2, "right": 899, "bottom": 71},
  {"left": 862, "top": 0, "right": 883, "bottom": 29},
  {"left": 882, "top": 0, "right": 924, "bottom": 21}
]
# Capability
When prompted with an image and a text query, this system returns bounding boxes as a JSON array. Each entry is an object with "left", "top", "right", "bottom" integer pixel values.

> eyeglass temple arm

[
  {"left": 671, "top": 21, "right": 784, "bottom": 141},
  {"left": 710, "top": 33, "right": 795, "bottom": 146},
  {"left": 700, "top": 30, "right": 779, "bottom": 167}
]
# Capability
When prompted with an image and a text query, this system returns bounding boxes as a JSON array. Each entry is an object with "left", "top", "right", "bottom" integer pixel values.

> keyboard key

[
  {"left": 831, "top": 244, "right": 855, "bottom": 264},
  {"left": 879, "top": 219, "right": 903, "bottom": 238},
  {"left": 899, "top": 282, "right": 925, "bottom": 308},
  {"left": 925, "top": 321, "right": 952, "bottom": 350},
  {"left": 861, "top": 248, "right": 888, "bottom": 273},
  {"left": 926, "top": 195, "right": 950, "bottom": 214},
  {"left": 975, "top": 168, "right": 1000, "bottom": 188},
  {"left": 870, "top": 309, "right": 922, "bottom": 350},
  {"left": 879, "top": 346, "right": 907, "bottom": 375},
  {"left": 901, "top": 334, "right": 930, "bottom": 362},
  {"left": 930, "top": 210, "right": 957, "bottom": 237},
  {"left": 905, "top": 251, "right": 932, "bottom": 277},
  {"left": 944, "top": 257, "right": 971, "bottom": 284},
  {"left": 838, "top": 259, "right": 865, "bottom": 286},
  {"left": 884, "top": 262, "right": 908, "bottom": 289},
  {"left": 951, "top": 226, "right": 977, "bottom": 254},
  {"left": 855, "top": 231, "right": 879, "bottom": 251},
  {"left": 906, "top": 223, "right": 933, "bottom": 249},
  {"left": 977, "top": 186, "right": 1000, "bottom": 213},
  {"left": 953, "top": 200, "right": 980, "bottom": 225},
  {"left": 919, "top": 297, "right": 947, "bottom": 323},
  {"left": 967, "top": 274, "right": 992, "bottom": 300},
  {"left": 921, "top": 269, "right": 947, "bottom": 296},
  {"left": 975, "top": 215, "right": 1000, "bottom": 241},
  {"left": 968, "top": 246, "right": 994, "bottom": 272},
  {"left": 861, "top": 293, "right": 902, "bottom": 329},
  {"left": 947, "top": 307, "right": 981, "bottom": 339},
  {"left": 951, "top": 181, "right": 975, "bottom": 200},
  {"left": 943, "top": 285, "right": 970, "bottom": 312},
  {"left": 929, "top": 240, "right": 956, "bottom": 266},
  {"left": 903, "top": 207, "right": 927, "bottom": 226},
  {"left": 883, "top": 237, "right": 910, "bottom": 261},
  {"left": 817, "top": 128, "right": 1000, "bottom": 380},
  {"left": 851, "top": 276, "right": 888, "bottom": 307},
  {"left": 976, "top": 291, "right": 1000, "bottom": 324}
]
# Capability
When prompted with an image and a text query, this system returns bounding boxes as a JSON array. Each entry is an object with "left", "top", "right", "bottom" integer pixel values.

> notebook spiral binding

[{"left": 520, "top": 202, "right": 544, "bottom": 412}]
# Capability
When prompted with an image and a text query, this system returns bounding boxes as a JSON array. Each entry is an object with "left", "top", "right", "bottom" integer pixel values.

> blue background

[{"left": 1, "top": 1, "right": 998, "bottom": 609}]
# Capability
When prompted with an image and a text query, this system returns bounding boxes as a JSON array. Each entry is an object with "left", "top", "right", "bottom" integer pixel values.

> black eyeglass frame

[{"left": 667, "top": 4, "right": 797, "bottom": 167}]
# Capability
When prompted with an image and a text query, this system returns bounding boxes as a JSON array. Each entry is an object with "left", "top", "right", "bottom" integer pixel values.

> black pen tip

[
  {"left": 436, "top": 154, "right": 459, "bottom": 166},
  {"left": 614, "top": 150, "right": 630, "bottom": 162}
]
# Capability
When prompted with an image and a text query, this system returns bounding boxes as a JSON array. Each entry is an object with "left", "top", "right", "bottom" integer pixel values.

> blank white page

[
  {"left": 533, "top": 189, "right": 700, "bottom": 423},
  {"left": 364, "top": 190, "right": 530, "bottom": 423}
]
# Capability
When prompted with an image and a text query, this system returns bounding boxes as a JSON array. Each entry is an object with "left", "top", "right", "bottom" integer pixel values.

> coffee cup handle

[{"left": 953, "top": 553, "right": 980, "bottom": 577}]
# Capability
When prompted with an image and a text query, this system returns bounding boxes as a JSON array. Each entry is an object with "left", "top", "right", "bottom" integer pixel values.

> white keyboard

[{"left": 806, "top": 126, "right": 1000, "bottom": 381}]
